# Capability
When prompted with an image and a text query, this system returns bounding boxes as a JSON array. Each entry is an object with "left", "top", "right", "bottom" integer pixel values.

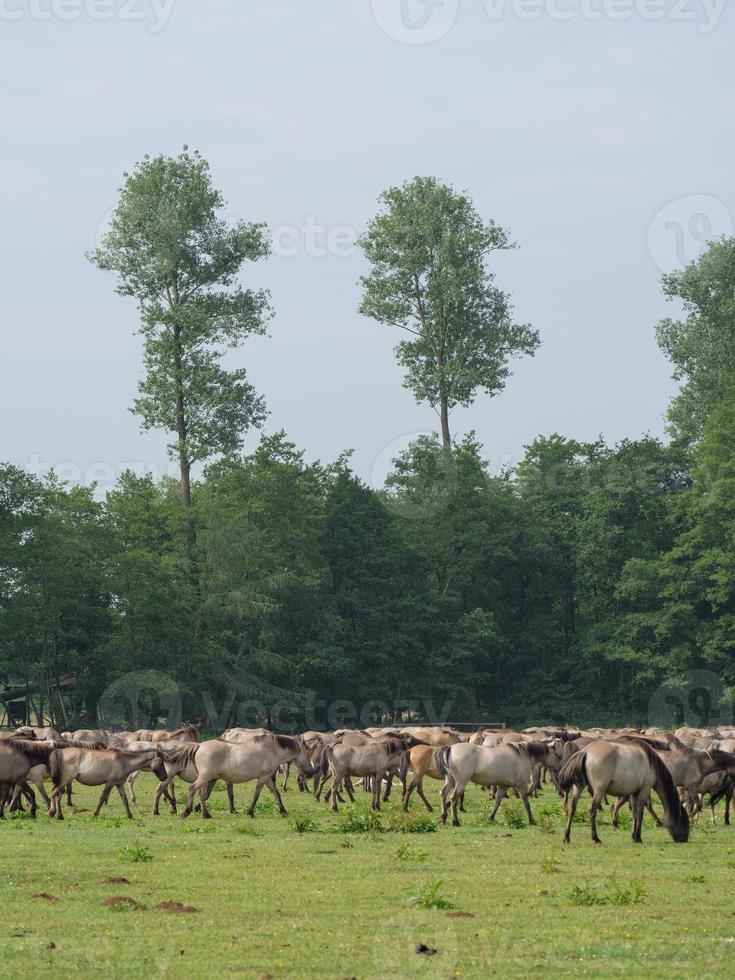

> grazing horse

[
  {"left": 14, "top": 726, "right": 60, "bottom": 741},
  {"left": 0, "top": 740, "right": 56, "bottom": 818},
  {"left": 48, "top": 747, "right": 166, "bottom": 819},
  {"left": 559, "top": 738, "right": 689, "bottom": 845},
  {"left": 133, "top": 724, "right": 199, "bottom": 743},
  {"left": 181, "top": 735, "right": 316, "bottom": 819},
  {"left": 324, "top": 734, "right": 423, "bottom": 813},
  {"left": 436, "top": 741, "right": 557, "bottom": 827}
]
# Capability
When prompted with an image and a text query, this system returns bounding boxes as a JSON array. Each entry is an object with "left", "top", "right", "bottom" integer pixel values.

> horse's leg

[
  {"left": 116, "top": 783, "right": 134, "bottom": 819},
  {"left": 589, "top": 790, "right": 605, "bottom": 845},
  {"left": 416, "top": 779, "right": 434, "bottom": 813},
  {"left": 344, "top": 775, "right": 355, "bottom": 802},
  {"left": 94, "top": 785, "right": 113, "bottom": 817},
  {"left": 181, "top": 779, "right": 203, "bottom": 818},
  {"left": 282, "top": 763, "right": 290, "bottom": 791},
  {"left": 372, "top": 773, "right": 383, "bottom": 811},
  {"left": 127, "top": 771, "right": 138, "bottom": 806},
  {"left": 199, "top": 782, "right": 213, "bottom": 819},
  {"left": 402, "top": 776, "right": 417, "bottom": 812},
  {"left": 611, "top": 795, "right": 627, "bottom": 828},
  {"left": 66, "top": 783, "right": 72, "bottom": 807},
  {"left": 383, "top": 772, "right": 393, "bottom": 803},
  {"left": 24, "top": 784, "right": 37, "bottom": 818},
  {"left": 439, "top": 774, "right": 455, "bottom": 825},
  {"left": 226, "top": 782, "right": 237, "bottom": 814},
  {"left": 520, "top": 787, "right": 535, "bottom": 825},
  {"left": 248, "top": 778, "right": 267, "bottom": 818},
  {"left": 450, "top": 780, "right": 466, "bottom": 827},
  {"left": 266, "top": 775, "right": 288, "bottom": 815},
  {"left": 563, "top": 785, "right": 582, "bottom": 844},
  {"left": 487, "top": 786, "right": 507, "bottom": 823},
  {"left": 646, "top": 796, "right": 663, "bottom": 827},
  {"left": 630, "top": 792, "right": 645, "bottom": 843}
]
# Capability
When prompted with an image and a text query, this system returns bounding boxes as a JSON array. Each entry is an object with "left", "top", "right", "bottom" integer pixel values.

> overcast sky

[{"left": 2, "top": 1, "right": 733, "bottom": 493}]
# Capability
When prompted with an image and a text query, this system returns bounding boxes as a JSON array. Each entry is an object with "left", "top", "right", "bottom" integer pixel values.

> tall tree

[
  {"left": 358, "top": 176, "right": 539, "bottom": 448},
  {"left": 656, "top": 237, "right": 735, "bottom": 445},
  {"left": 90, "top": 147, "right": 272, "bottom": 508}
]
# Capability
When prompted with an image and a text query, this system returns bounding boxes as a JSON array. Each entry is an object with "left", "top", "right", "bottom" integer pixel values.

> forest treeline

[{"left": 2, "top": 151, "right": 734, "bottom": 729}]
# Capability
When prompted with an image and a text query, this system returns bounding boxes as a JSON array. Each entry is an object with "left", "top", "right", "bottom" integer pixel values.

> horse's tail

[
  {"left": 321, "top": 745, "right": 333, "bottom": 780},
  {"left": 710, "top": 773, "right": 733, "bottom": 809},
  {"left": 643, "top": 742, "right": 689, "bottom": 843},
  {"left": 435, "top": 746, "right": 452, "bottom": 779},
  {"left": 558, "top": 748, "right": 589, "bottom": 794},
  {"left": 48, "top": 749, "right": 63, "bottom": 787}
]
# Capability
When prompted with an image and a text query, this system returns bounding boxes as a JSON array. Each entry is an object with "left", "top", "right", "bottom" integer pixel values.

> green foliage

[
  {"left": 336, "top": 803, "right": 384, "bottom": 835},
  {"left": 386, "top": 810, "right": 438, "bottom": 834},
  {"left": 290, "top": 814, "right": 318, "bottom": 834},
  {"left": 568, "top": 878, "right": 646, "bottom": 907},
  {"left": 359, "top": 176, "right": 538, "bottom": 445},
  {"left": 496, "top": 800, "right": 527, "bottom": 830},
  {"left": 408, "top": 880, "right": 455, "bottom": 910},
  {"left": 119, "top": 845, "right": 153, "bottom": 863}
]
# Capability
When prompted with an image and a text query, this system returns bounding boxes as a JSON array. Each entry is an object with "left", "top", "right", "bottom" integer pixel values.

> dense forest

[{"left": 2, "top": 151, "right": 734, "bottom": 731}]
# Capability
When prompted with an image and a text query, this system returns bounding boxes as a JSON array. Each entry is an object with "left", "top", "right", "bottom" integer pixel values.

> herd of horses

[{"left": 2, "top": 721, "right": 735, "bottom": 845}]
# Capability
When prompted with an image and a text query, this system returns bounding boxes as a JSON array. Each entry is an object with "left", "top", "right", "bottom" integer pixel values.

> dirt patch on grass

[
  {"left": 31, "top": 893, "right": 59, "bottom": 903},
  {"left": 101, "top": 896, "right": 138, "bottom": 908},
  {"left": 155, "top": 901, "right": 198, "bottom": 914},
  {"left": 101, "top": 877, "right": 130, "bottom": 885},
  {"left": 447, "top": 910, "right": 474, "bottom": 918}
]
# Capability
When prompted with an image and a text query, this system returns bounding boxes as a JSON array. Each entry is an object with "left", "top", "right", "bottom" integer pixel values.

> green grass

[{"left": 1, "top": 780, "right": 734, "bottom": 977}]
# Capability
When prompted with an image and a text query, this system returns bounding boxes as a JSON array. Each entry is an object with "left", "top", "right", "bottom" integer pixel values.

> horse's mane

[
  {"left": 160, "top": 742, "right": 199, "bottom": 766},
  {"left": 636, "top": 739, "right": 689, "bottom": 842},
  {"left": 5, "top": 739, "right": 54, "bottom": 764},
  {"left": 57, "top": 739, "right": 107, "bottom": 750},
  {"left": 516, "top": 740, "right": 548, "bottom": 761},
  {"left": 275, "top": 734, "right": 298, "bottom": 751}
]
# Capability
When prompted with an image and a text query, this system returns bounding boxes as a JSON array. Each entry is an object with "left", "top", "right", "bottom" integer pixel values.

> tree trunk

[
  {"left": 439, "top": 395, "right": 451, "bottom": 450},
  {"left": 172, "top": 322, "right": 191, "bottom": 509}
]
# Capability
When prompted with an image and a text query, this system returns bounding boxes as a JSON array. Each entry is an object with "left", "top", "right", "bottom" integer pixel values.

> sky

[{"left": 1, "top": 0, "right": 733, "bottom": 494}]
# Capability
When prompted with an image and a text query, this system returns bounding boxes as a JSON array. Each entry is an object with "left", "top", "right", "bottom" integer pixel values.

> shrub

[
  {"left": 606, "top": 878, "right": 646, "bottom": 906},
  {"left": 290, "top": 815, "right": 318, "bottom": 834},
  {"left": 387, "top": 810, "right": 437, "bottom": 834},
  {"left": 119, "top": 845, "right": 153, "bottom": 864},
  {"left": 337, "top": 803, "right": 383, "bottom": 834},
  {"left": 540, "top": 850, "right": 561, "bottom": 874},
  {"left": 408, "top": 880, "right": 455, "bottom": 910},
  {"left": 568, "top": 882, "right": 606, "bottom": 907},
  {"left": 497, "top": 801, "right": 527, "bottom": 830}
]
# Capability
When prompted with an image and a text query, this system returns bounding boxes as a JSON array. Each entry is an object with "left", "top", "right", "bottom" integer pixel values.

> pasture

[{"left": 1, "top": 777, "right": 733, "bottom": 978}]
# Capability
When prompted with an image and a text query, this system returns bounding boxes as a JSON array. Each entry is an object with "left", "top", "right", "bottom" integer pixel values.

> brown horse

[{"left": 559, "top": 738, "right": 689, "bottom": 845}]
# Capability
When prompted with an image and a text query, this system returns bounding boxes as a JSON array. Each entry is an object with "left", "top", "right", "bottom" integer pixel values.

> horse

[
  {"left": 133, "top": 724, "right": 198, "bottom": 743},
  {"left": 559, "top": 738, "right": 689, "bottom": 845},
  {"left": 48, "top": 746, "right": 166, "bottom": 819},
  {"left": 0, "top": 739, "right": 56, "bottom": 818},
  {"left": 436, "top": 741, "right": 558, "bottom": 827},
  {"left": 181, "top": 734, "right": 316, "bottom": 819},
  {"left": 324, "top": 734, "right": 423, "bottom": 813}
]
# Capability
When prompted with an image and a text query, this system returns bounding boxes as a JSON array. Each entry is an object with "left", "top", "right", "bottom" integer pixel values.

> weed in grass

[
  {"left": 108, "top": 899, "right": 147, "bottom": 912},
  {"left": 613, "top": 809, "right": 632, "bottom": 830},
  {"left": 337, "top": 803, "right": 383, "bottom": 834},
  {"left": 386, "top": 810, "right": 437, "bottom": 834},
  {"left": 540, "top": 849, "right": 561, "bottom": 874},
  {"left": 568, "top": 882, "right": 606, "bottom": 907},
  {"left": 497, "top": 801, "right": 527, "bottom": 830},
  {"left": 395, "top": 842, "right": 429, "bottom": 862},
  {"left": 606, "top": 878, "right": 646, "bottom": 906},
  {"left": 408, "top": 880, "right": 455, "bottom": 910},
  {"left": 233, "top": 823, "right": 261, "bottom": 837},
  {"left": 686, "top": 874, "right": 705, "bottom": 884},
  {"left": 290, "top": 815, "right": 318, "bottom": 834},
  {"left": 119, "top": 845, "right": 153, "bottom": 864},
  {"left": 538, "top": 811, "right": 556, "bottom": 835},
  {"left": 571, "top": 802, "right": 589, "bottom": 825},
  {"left": 569, "top": 878, "right": 646, "bottom": 907}
]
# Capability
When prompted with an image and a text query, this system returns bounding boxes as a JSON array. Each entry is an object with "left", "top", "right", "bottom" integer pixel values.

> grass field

[{"left": 1, "top": 776, "right": 734, "bottom": 979}]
